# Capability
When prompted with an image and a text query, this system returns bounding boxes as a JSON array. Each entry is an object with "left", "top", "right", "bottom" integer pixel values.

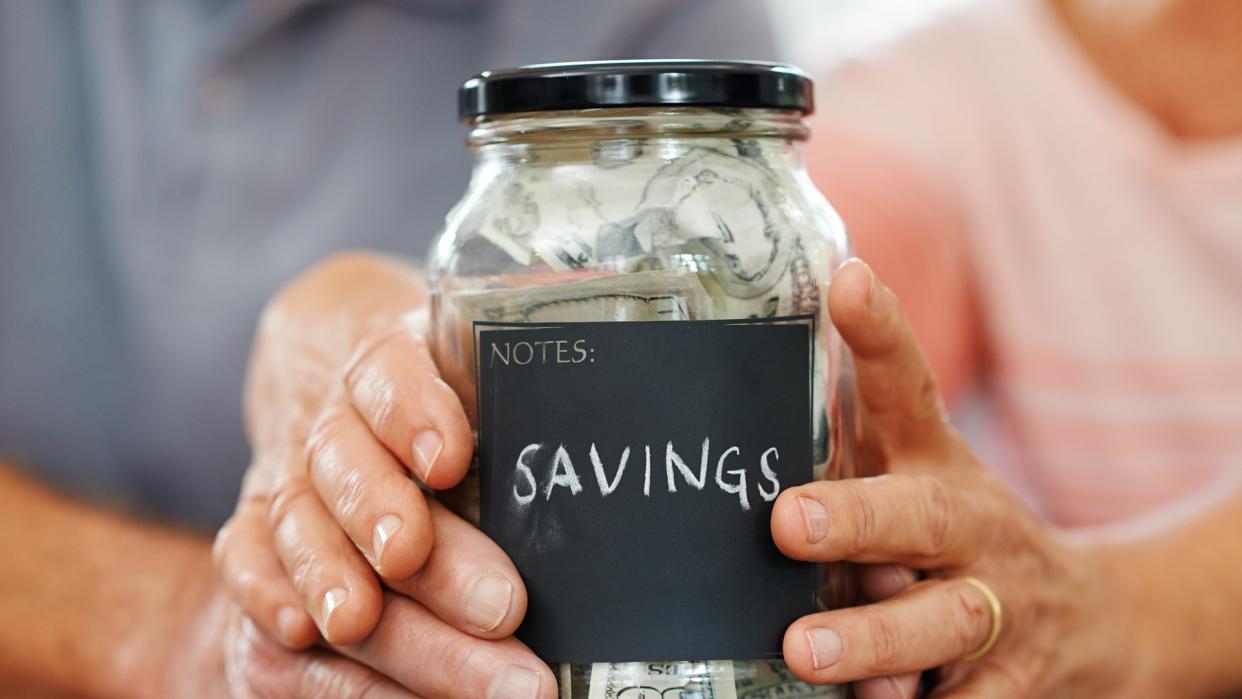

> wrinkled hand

[
  {"left": 163, "top": 590, "right": 544, "bottom": 699},
  {"left": 212, "top": 251, "right": 555, "bottom": 698},
  {"left": 772, "top": 260, "right": 1143, "bottom": 698}
]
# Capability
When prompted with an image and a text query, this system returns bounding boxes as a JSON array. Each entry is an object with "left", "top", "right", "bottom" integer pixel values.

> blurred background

[{"left": 769, "top": 0, "right": 978, "bottom": 67}]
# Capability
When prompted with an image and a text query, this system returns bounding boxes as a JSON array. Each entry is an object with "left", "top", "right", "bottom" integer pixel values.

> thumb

[{"left": 829, "top": 258, "right": 950, "bottom": 461}]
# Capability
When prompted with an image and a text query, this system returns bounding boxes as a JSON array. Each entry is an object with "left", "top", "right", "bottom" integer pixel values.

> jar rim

[
  {"left": 466, "top": 108, "right": 810, "bottom": 147},
  {"left": 459, "top": 59, "right": 813, "bottom": 120}
]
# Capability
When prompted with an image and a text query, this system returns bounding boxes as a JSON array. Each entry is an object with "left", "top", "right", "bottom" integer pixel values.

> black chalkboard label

[{"left": 475, "top": 316, "right": 816, "bottom": 663}]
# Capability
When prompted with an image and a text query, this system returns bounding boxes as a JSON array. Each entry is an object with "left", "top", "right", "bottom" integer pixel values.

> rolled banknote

[
  {"left": 587, "top": 661, "right": 737, "bottom": 699},
  {"left": 453, "top": 268, "right": 717, "bottom": 323}
]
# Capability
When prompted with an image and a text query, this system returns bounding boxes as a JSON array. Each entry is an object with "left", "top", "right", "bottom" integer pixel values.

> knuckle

[
  {"left": 863, "top": 612, "right": 906, "bottom": 673},
  {"left": 948, "top": 584, "right": 991, "bottom": 654},
  {"left": 212, "top": 520, "right": 235, "bottom": 566},
  {"left": 914, "top": 369, "right": 945, "bottom": 421},
  {"left": 342, "top": 344, "right": 402, "bottom": 438},
  {"left": 226, "top": 621, "right": 288, "bottom": 699},
  {"left": 436, "top": 638, "right": 486, "bottom": 691},
  {"left": 917, "top": 475, "right": 956, "bottom": 558},
  {"left": 304, "top": 410, "right": 353, "bottom": 476},
  {"left": 267, "top": 478, "right": 318, "bottom": 536},
  {"left": 448, "top": 644, "right": 481, "bottom": 681},
  {"left": 254, "top": 294, "right": 291, "bottom": 345},
  {"left": 844, "top": 485, "right": 878, "bottom": 554},
  {"left": 300, "top": 657, "right": 383, "bottom": 699},
  {"left": 330, "top": 463, "right": 369, "bottom": 524}
]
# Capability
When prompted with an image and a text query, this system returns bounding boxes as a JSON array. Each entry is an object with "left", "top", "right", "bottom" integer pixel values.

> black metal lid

[{"left": 458, "top": 59, "right": 813, "bottom": 120}]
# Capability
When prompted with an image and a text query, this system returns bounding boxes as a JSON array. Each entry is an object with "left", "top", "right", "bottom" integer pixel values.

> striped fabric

[{"left": 806, "top": 0, "right": 1242, "bottom": 527}]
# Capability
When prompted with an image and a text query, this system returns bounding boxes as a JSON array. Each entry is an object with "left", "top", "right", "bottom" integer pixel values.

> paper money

[
  {"left": 469, "top": 142, "right": 808, "bottom": 315},
  {"left": 732, "top": 661, "right": 847, "bottom": 698},
  {"left": 480, "top": 181, "right": 541, "bottom": 265},
  {"left": 587, "top": 661, "right": 738, "bottom": 699},
  {"left": 454, "top": 269, "right": 716, "bottom": 323},
  {"left": 630, "top": 148, "right": 797, "bottom": 301}
]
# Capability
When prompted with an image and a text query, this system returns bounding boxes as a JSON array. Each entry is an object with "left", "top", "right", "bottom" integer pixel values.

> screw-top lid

[{"left": 459, "top": 59, "right": 813, "bottom": 120}]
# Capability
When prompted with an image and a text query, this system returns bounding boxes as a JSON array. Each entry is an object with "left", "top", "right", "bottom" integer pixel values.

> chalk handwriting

[{"left": 512, "top": 439, "right": 783, "bottom": 511}]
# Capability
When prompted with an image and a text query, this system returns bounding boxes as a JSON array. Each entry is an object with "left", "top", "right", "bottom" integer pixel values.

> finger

[
  {"left": 230, "top": 615, "right": 419, "bottom": 699},
  {"left": 268, "top": 466, "right": 383, "bottom": 645},
  {"left": 214, "top": 485, "right": 319, "bottom": 649},
  {"left": 307, "top": 396, "right": 434, "bottom": 581},
  {"left": 772, "top": 474, "right": 980, "bottom": 568},
  {"left": 854, "top": 672, "right": 922, "bottom": 699},
  {"left": 386, "top": 500, "right": 527, "bottom": 639},
  {"left": 860, "top": 564, "right": 919, "bottom": 602},
  {"left": 783, "top": 578, "right": 995, "bottom": 685},
  {"left": 927, "top": 666, "right": 1026, "bottom": 698},
  {"left": 338, "top": 594, "right": 557, "bottom": 699},
  {"left": 828, "top": 258, "right": 950, "bottom": 459},
  {"left": 293, "top": 656, "right": 421, "bottom": 699},
  {"left": 344, "top": 316, "right": 473, "bottom": 490}
]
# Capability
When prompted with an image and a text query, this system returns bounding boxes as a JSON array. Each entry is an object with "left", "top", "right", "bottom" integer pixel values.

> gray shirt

[{"left": 0, "top": 0, "right": 774, "bottom": 528}]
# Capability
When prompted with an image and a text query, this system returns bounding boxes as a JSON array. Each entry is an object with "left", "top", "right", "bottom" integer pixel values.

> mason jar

[{"left": 427, "top": 61, "right": 855, "bottom": 699}]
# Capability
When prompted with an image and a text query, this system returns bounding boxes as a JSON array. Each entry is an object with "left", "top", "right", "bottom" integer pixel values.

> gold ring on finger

[{"left": 957, "top": 576, "right": 1003, "bottom": 661}]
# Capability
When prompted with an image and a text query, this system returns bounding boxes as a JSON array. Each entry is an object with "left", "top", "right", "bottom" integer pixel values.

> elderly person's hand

[
  {"left": 772, "top": 260, "right": 1149, "bottom": 698},
  {"left": 212, "top": 251, "right": 555, "bottom": 698},
  {"left": 164, "top": 589, "right": 545, "bottom": 698}
]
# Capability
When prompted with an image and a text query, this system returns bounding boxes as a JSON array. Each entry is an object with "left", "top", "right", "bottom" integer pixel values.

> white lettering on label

[
  {"left": 758, "top": 447, "right": 781, "bottom": 502},
  {"left": 512, "top": 439, "right": 783, "bottom": 511},
  {"left": 487, "top": 339, "right": 593, "bottom": 368},
  {"left": 664, "top": 438, "right": 709, "bottom": 492},
  {"left": 589, "top": 443, "right": 629, "bottom": 497},
  {"left": 514, "top": 443, "right": 540, "bottom": 505},
  {"left": 714, "top": 445, "right": 750, "bottom": 511},
  {"left": 643, "top": 445, "right": 652, "bottom": 497},
  {"left": 545, "top": 444, "right": 584, "bottom": 500}
]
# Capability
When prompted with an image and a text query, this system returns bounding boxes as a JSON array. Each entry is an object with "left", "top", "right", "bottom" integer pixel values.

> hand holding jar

[
  {"left": 772, "top": 259, "right": 1161, "bottom": 699},
  {"left": 213, "top": 252, "right": 557, "bottom": 698}
]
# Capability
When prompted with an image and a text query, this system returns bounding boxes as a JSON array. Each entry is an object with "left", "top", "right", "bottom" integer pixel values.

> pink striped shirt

[{"left": 807, "top": 0, "right": 1242, "bottom": 527}]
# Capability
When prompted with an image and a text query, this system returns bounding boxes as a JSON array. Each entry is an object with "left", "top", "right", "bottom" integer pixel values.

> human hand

[
  {"left": 159, "top": 588, "right": 548, "bottom": 699},
  {"left": 771, "top": 260, "right": 1145, "bottom": 698},
  {"left": 213, "top": 252, "right": 555, "bottom": 697}
]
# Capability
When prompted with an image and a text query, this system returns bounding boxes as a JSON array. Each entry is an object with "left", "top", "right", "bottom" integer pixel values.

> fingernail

[
  {"left": 465, "top": 573, "right": 514, "bottom": 632},
  {"left": 488, "top": 666, "right": 541, "bottom": 699},
  {"left": 412, "top": 430, "right": 443, "bottom": 481},
  {"left": 276, "top": 606, "right": 304, "bottom": 644},
  {"left": 797, "top": 496, "right": 829, "bottom": 543},
  {"left": 806, "top": 627, "right": 844, "bottom": 669},
  {"left": 322, "top": 586, "right": 349, "bottom": 634},
  {"left": 371, "top": 513, "right": 403, "bottom": 565}
]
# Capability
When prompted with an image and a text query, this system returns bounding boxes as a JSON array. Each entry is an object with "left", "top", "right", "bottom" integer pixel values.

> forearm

[
  {"left": 1092, "top": 487, "right": 1242, "bottom": 697},
  {"left": 0, "top": 465, "right": 215, "bottom": 698}
]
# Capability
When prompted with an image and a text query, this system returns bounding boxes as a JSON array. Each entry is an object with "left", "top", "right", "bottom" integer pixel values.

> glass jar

[{"left": 427, "top": 61, "right": 855, "bottom": 699}]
